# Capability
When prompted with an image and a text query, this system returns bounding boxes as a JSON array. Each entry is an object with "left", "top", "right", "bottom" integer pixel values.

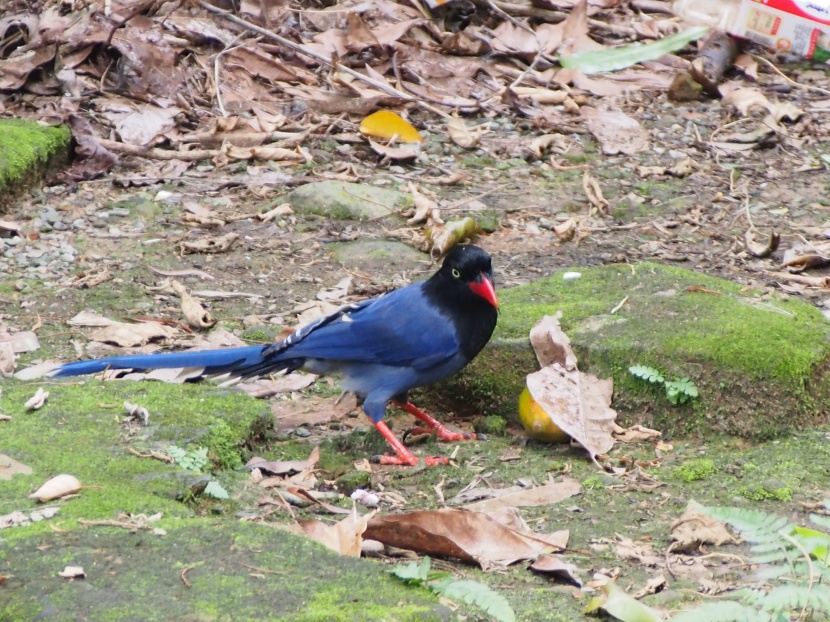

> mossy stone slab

[
  {"left": 0, "top": 118, "right": 72, "bottom": 209},
  {"left": 0, "top": 381, "right": 445, "bottom": 621},
  {"left": 285, "top": 181, "right": 411, "bottom": 220},
  {"left": 331, "top": 239, "right": 425, "bottom": 271},
  {"left": 432, "top": 262, "right": 830, "bottom": 439}
]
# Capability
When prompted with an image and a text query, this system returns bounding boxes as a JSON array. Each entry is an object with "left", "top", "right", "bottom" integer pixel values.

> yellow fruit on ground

[{"left": 518, "top": 387, "right": 570, "bottom": 443}]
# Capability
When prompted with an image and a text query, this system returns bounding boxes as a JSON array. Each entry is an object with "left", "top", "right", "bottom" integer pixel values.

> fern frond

[
  {"left": 672, "top": 601, "right": 774, "bottom": 622},
  {"left": 704, "top": 506, "right": 792, "bottom": 542},
  {"left": 740, "top": 584, "right": 830, "bottom": 613}
]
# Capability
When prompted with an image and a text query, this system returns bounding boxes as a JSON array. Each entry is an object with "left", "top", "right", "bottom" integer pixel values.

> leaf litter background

[{"left": 2, "top": 0, "right": 830, "bottom": 619}]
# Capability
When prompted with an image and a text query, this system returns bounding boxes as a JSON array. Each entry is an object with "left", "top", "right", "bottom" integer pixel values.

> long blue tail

[{"left": 16, "top": 345, "right": 286, "bottom": 380}]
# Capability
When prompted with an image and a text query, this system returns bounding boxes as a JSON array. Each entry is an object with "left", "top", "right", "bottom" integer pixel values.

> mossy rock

[
  {"left": 429, "top": 262, "right": 830, "bottom": 439},
  {"left": 0, "top": 381, "right": 445, "bottom": 620},
  {"left": 285, "top": 180, "right": 411, "bottom": 220},
  {"left": 0, "top": 118, "right": 72, "bottom": 207},
  {"left": 0, "top": 522, "right": 446, "bottom": 621}
]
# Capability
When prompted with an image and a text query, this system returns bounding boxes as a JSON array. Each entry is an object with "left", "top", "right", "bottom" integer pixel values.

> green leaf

[
  {"left": 391, "top": 557, "right": 431, "bottom": 584},
  {"left": 431, "top": 579, "right": 516, "bottom": 622},
  {"left": 560, "top": 26, "right": 708, "bottom": 74},
  {"left": 203, "top": 480, "right": 229, "bottom": 499},
  {"left": 628, "top": 365, "right": 664, "bottom": 384},
  {"left": 584, "top": 582, "right": 664, "bottom": 621}
]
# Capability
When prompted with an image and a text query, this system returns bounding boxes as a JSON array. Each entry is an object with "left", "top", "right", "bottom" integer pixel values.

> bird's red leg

[
  {"left": 393, "top": 400, "right": 477, "bottom": 442},
  {"left": 372, "top": 421, "right": 449, "bottom": 466}
]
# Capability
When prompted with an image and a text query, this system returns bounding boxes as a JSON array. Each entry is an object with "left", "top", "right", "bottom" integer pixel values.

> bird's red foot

[
  {"left": 371, "top": 420, "right": 448, "bottom": 467},
  {"left": 394, "top": 400, "right": 477, "bottom": 443}
]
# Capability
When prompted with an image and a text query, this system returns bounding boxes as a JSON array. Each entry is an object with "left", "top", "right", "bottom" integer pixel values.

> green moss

[
  {"left": 582, "top": 475, "right": 604, "bottom": 490},
  {"left": 673, "top": 458, "right": 715, "bottom": 482},
  {"left": 476, "top": 415, "right": 507, "bottom": 436},
  {"left": 452, "top": 261, "right": 830, "bottom": 437},
  {"left": 205, "top": 418, "right": 244, "bottom": 469},
  {"left": 740, "top": 484, "right": 793, "bottom": 502},
  {"left": 0, "top": 119, "right": 72, "bottom": 200}
]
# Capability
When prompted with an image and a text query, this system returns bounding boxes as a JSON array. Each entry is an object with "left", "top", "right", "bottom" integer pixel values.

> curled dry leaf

[
  {"left": 527, "top": 316, "right": 620, "bottom": 461},
  {"left": 464, "top": 478, "right": 581, "bottom": 513},
  {"left": 180, "top": 232, "right": 239, "bottom": 254},
  {"left": 367, "top": 139, "right": 421, "bottom": 160},
  {"left": 123, "top": 401, "right": 150, "bottom": 425},
  {"left": 582, "top": 170, "right": 608, "bottom": 212},
  {"left": 553, "top": 218, "right": 577, "bottom": 241},
  {"left": 744, "top": 229, "right": 780, "bottom": 259},
  {"left": 298, "top": 505, "right": 374, "bottom": 557},
  {"left": 170, "top": 280, "right": 216, "bottom": 329},
  {"left": 258, "top": 203, "right": 293, "bottom": 222},
  {"left": 781, "top": 241, "right": 830, "bottom": 272},
  {"left": 530, "top": 555, "right": 582, "bottom": 586},
  {"left": 246, "top": 446, "right": 320, "bottom": 476},
  {"left": 406, "top": 182, "right": 440, "bottom": 226},
  {"left": 24, "top": 387, "right": 49, "bottom": 411},
  {"left": 29, "top": 474, "right": 81, "bottom": 502},
  {"left": 669, "top": 500, "right": 737, "bottom": 553},
  {"left": 58, "top": 566, "right": 86, "bottom": 579},
  {"left": 447, "top": 117, "right": 488, "bottom": 149},
  {"left": 528, "top": 134, "right": 569, "bottom": 159}
]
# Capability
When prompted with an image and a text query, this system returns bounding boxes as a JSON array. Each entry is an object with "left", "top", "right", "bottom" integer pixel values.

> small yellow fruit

[{"left": 518, "top": 387, "right": 570, "bottom": 443}]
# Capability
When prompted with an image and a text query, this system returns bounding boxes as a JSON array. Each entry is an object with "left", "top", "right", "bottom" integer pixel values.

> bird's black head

[
  {"left": 435, "top": 244, "right": 498, "bottom": 309},
  {"left": 424, "top": 244, "right": 499, "bottom": 361}
]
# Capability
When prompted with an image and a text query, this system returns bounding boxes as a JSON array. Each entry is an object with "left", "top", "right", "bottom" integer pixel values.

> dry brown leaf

[
  {"left": 180, "top": 232, "right": 239, "bottom": 254},
  {"left": 0, "top": 330, "right": 40, "bottom": 353},
  {"left": 0, "top": 342, "right": 15, "bottom": 376},
  {"left": 582, "top": 170, "right": 608, "bottom": 211},
  {"left": 554, "top": 218, "right": 578, "bottom": 241},
  {"left": 367, "top": 139, "right": 420, "bottom": 160},
  {"left": 24, "top": 387, "right": 49, "bottom": 411},
  {"left": 246, "top": 446, "right": 320, "bottom": 476},
  {"left": 722, "top": 87, "right": 802, "bottom": 122},
  {"left": 581, "top": 107, "right": 649, "bottom": 155},
  {"left": 614, "top": 535, "right": 662, "bottom": 567},
  {"left": 365, "top": 508, "right": 554, "bottom": 570},
  {"left": 90, "top": 321, "right": 177, "bottom": 348},
  {"left": 238, "top": 372, "right": 318, "bottom": 399},
  {"left": 298, "top": 505, "right": 373, "bottom": 557},
  {"left": 530, "top": 555, "right": 582, "bottom": 585},
  {"left": 465, "top": 478, "right": 581, "bottom": 513},
  {"left": 0, "top": 454, "right": 33, "bottom": 481},
  {"left": 170, "top": 280, "right": 216, "bottom": 329},
  {"left": 58, "top": 566, "right": 86, "bottom": 579},
  {"left": 29, "top": 474, "right": 81, "bottom": 502},
  {"left": 632, "top": 574, "right": 667, "bottom": 600},
  {"left": 781, "top": 241, "right": 830, "bottom": 272},
  {"left": 407, "top": 182, "right": 440, "bottom": 225},
  {"left": 447, "top": 117, "right": 488, "bottom": 149},
  {"left": 527, "top": 316, "right": 620, "bottom": 461},
  {"left": 613, "top": 425, "right": 661, "bottom": 443},
  {"left": 669, "top": 501, "right": 737, "bottom": 552},
  {"left": 745, "top": 229, "right": 780, "bottom": 259}
]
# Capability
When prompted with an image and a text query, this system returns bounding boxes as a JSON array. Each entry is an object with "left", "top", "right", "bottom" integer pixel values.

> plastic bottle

[{"left": 671, "top": 0, "right": 830, "bottom": 63}]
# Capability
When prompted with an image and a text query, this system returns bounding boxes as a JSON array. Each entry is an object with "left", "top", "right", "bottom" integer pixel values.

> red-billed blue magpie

[{"left": 16, "top": 245, "right": 499, "bottom": 466}]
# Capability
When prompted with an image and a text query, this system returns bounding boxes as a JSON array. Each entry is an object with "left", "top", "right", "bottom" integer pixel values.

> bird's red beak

[{"left": 470, "top": 274, "right": 498, "bottom": 308}]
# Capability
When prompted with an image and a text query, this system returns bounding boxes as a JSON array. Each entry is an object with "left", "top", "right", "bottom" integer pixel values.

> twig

[
  {"left": 487, "top": 0, "right": 546, "bottom": 93},
  {"left": 198, "top": 1, "right": 449, "bottom": 118},
  {"left": 754, "top": 55, "right": 830, "bottom": 98},
  {"left": 237, "top": 561, "right": 287, "bottom": 575},
  {"left": 213, "top": 35, "right": 256, "bottom": 117},
  {"left": 181, "top": 565, "right": 195, "bottom": 588},
  {"left": 444, "top": 183, "right": 509, "bottom": 210}
]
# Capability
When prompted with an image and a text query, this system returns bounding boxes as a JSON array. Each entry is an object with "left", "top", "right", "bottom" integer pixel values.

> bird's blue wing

[{"left": 266, "top": 283, "right": 459, "bottom": 370}]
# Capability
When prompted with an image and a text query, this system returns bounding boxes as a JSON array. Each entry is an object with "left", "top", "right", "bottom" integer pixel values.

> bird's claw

[{"left": 370, "top": 454, "right": 449, "bottom": 466}]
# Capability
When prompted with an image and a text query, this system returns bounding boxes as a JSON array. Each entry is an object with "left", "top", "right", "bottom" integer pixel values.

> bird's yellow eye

[{"left": 451, "top": 268, "right": 461, "bottom": 279}]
